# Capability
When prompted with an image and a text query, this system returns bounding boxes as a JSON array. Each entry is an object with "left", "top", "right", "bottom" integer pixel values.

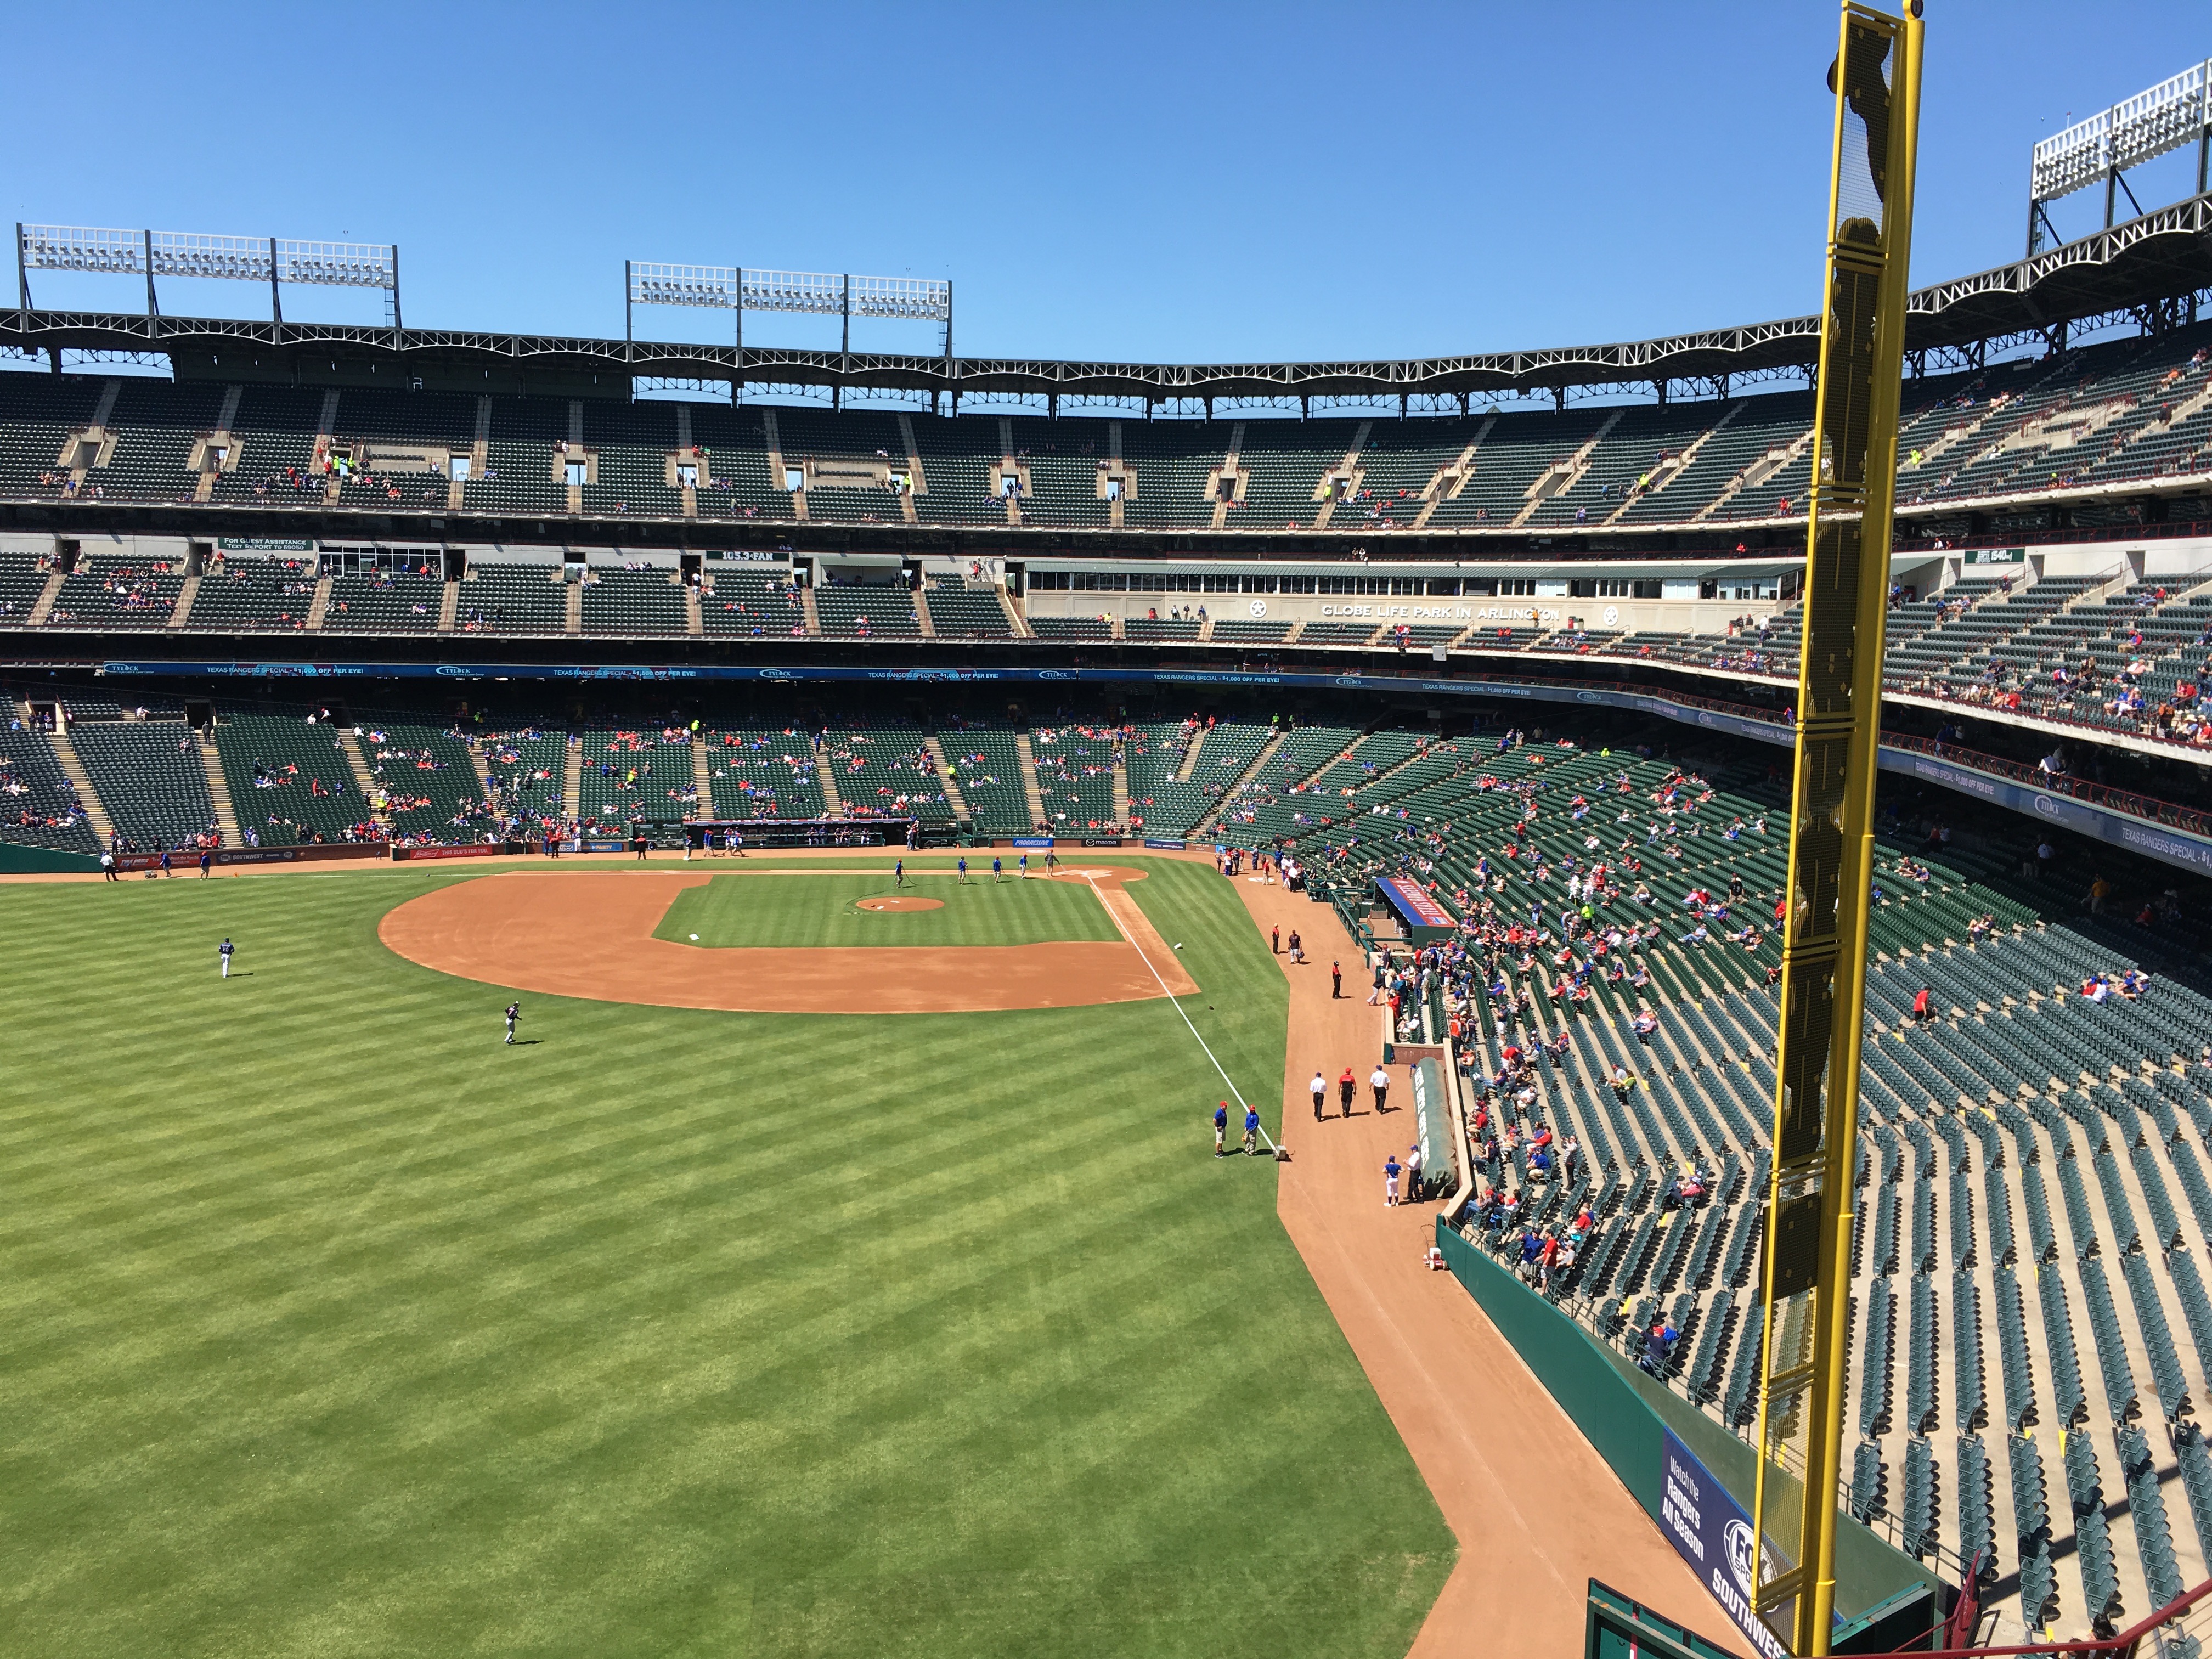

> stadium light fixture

[
  {"left": 626, "top": 260, "right": 953, "bottom": 404},
  {"left": 16, "top": 224, "right": 400, "bottom": 327},
  {"left": 2028, "top": 59, "right": 2212, "bottom": 253}
]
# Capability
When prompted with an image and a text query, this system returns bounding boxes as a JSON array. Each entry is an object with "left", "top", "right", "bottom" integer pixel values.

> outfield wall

[
  {"left": 1431, "top": 1218, "right": 1936, "bottom": 1631},
  {"left": 0, "top": 843, "right": 99, "bottom": 873}
]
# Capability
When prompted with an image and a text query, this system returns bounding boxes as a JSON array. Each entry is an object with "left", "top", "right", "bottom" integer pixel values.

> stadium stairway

[
  {"left": 336, "top": 728, "right": 379, "bottom": 804},
  {"left": 799, "top": 586, "right": 822, "bottom": 635},
  {"left": 465, "top": 736, "right": 497, "bottom": 803},
  {"left": 1172, "top": 727, "right": 1206, "bottom": 783},
  {"left": 196, "top": 734, "right": 240, "bottom": 844},
  {"left": 995, "top": 585, "right": 1030, "bottom": 637},
  {"left": 812, "top": 736, "right": 844, "bottom": 816},
  {"left": 1312, "top": 420, "right": 1374, "bottom": 531},
  {"left": 166, "top": 573, "right": 200, "bottom": 630},
  {"left": 1512, "top": 409, "right": 1623, "bottom": 528},
  {"left": 1601, "top": 402, "right": 1747, "bottom": 526},
  {"left": 1113, "top": 747, "right": 1131, "bottom": 823},
  {"left": 563, "top": 582, "right": 582, "bottom": 634},
  {"left": 922, "top": 737, "right": 969, "bottom": 821},
  {"left": 437, "top": 581, "right": 460, "bottom": 633},
  {"left": 1191, "top": 728, "right": 1300, "bottom": 838},
  {"left": 685, "top": 585, "right": 703, "bottom": 635},
  {"left": 691, "top": 741, "right": 712, "bottom": 807},
  {"left": 1013, "top": 733, "right": 1047, "bottom": 826},
  {"left": 27, "top": 569, "right": 64, "bottom": 627},
  {"left": 45, "top": 725, "right": 115, "bottom": 847},
  {"left": 560, "top": 737, "right": 582, "bottom": 822},
  {"left": 303, "top": 575, "right": 332, "bottom": 630},
  {"left": 1692, "top": 425, "right": 1815, "bottom": 522}
]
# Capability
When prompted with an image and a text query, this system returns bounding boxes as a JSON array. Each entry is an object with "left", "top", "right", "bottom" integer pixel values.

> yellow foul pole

[{"left": 1747, "top": 4, "right": 1922, "bottom": 1654}]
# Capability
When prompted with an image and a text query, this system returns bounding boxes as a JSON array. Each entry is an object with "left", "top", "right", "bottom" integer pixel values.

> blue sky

[{"left": 3, "top": 1, "right": 2204, "bottom": 364}]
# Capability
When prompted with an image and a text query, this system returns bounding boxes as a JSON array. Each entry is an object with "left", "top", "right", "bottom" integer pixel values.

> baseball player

[
  {"left": 504, "top": 1001, "right": 521, "bottom": 1045},
  {"left": 992, "top": 856, "right": 1003, "bottom": 883},
  {"left": 1384, "top": 1154, "right": 1402, "bottom": 1207},
  {"left": 957, "top": 856, "right": 969, "bottom": 885},
  {"left": 894, "top": 857, "right": 906, "bottom": 888},
  {"left": 1214, "top": 1102, "right": 1228, "bottom": 1156},
  {"left": 218, "top": 937, "right": 234, "bottom": 978},
  {"left": 1018, "top": 853, "right": 1029, "bottom": 879}
]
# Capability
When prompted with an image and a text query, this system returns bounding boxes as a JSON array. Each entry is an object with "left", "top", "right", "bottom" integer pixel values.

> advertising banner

[
  {"left": 1143, "top": 838, "right": 1188, "bottom": 850},
  {"left": 1658, "top": 1429, "right": 1791, "bottom": 1659},
  {"left": 1009, "top": 836, "right": 1054, "bottom": 848},
  {"left": 1876, "top": 749, "right": 2212, "bottom": 877},
  {"left": 390, "top": 843, "right": 510, "bottom": 862},
  {"left": 1080, "top": 837, "right": 1125, "bottom": 848}
]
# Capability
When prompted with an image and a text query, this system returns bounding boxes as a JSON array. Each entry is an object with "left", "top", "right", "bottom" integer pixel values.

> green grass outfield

[
  {"left": 0, "top": 857, "right": 1451, "bottom": 1658},
  {"left": 655, "top": 872, "right": 1120, "bottom": 949}
]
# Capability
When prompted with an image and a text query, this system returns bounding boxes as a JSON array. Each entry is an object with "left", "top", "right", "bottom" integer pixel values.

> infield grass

[
  {"left": 1, "top": 857, "right": 1452, "bottom": 1658},
  {"left": 655, "top": 871, "right": 1119, "bottom": 948}
]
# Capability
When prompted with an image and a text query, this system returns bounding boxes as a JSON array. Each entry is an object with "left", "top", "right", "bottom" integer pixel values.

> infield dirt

[{"left": 377, "top": 865, "right": 1198, "bottom": 1014}]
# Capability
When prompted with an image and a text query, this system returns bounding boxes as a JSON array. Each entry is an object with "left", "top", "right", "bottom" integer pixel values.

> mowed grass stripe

[
  {"left": 654, "top": 870, "right": 1120, "bottom": 947},
  {"left": 1, "top": 861, "right": 1449, "bottom": 1659}
]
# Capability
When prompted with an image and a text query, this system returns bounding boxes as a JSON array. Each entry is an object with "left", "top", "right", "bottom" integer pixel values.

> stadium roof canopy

[{"left": 7, "top": 193, "right": 2212, "bottom": 405}]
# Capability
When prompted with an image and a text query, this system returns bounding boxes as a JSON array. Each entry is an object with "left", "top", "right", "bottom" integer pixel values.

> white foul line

[{"left": 1079, "top": 873, "right": 1282, "bottom": 1157}]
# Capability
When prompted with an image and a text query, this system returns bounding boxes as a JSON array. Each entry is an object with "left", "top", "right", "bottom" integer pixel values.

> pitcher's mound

[{"left": 855, "top": 895, "right": 944, "bottom": 912}]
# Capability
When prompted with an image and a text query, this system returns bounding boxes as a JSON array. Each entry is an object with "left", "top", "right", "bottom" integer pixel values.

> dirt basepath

[
  {"left": 377, "top": 866, "right": 1195, "bottom": 1014},
  {"left": 1228, "top": 875, "right": 1709, "bottom": 1656}
]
